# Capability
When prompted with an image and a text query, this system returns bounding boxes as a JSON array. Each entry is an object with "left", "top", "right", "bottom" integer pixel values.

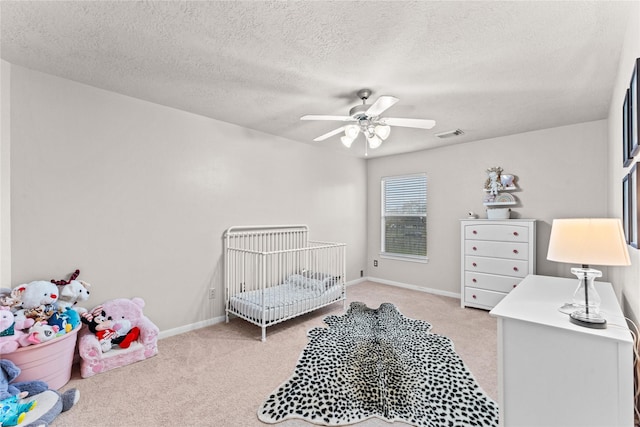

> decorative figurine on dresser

[
  {"left": 461, "top": 166, "right": 536, "bottom": 310},
  {"left": 483, "top": 166, "right": 517, "bottom": 219}
]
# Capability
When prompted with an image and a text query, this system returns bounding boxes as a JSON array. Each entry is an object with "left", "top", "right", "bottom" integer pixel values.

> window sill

[{"left": 379, "top": 254, "right": 429, "bottom": 264}]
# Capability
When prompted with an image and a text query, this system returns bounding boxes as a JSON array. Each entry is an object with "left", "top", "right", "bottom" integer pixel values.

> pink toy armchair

[{"left": 77, "top": 297, "right": 159, "bottom": 378}]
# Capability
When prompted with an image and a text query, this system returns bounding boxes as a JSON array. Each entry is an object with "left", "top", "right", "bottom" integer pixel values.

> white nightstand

[{"left": 490, "top": 274, "right": 634, "bottom": 427}]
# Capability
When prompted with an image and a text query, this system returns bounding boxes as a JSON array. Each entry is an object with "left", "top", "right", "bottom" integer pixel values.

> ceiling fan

[{"left": 300, "top": 88, "right": 436, "bottom": 151}]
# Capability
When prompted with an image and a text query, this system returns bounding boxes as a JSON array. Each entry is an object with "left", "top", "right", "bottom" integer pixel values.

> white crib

[{"left": 224, "top": 225, "right": 346, "bottom": 341}]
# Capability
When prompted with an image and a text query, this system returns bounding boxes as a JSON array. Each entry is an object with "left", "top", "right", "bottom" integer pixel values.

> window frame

[{"left": 380, "top": 173, "right": 428, "bottom": 263}]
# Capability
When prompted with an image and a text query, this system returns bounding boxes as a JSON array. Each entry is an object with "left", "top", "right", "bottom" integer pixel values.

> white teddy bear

[
  {"left": 10, "top": 281, "right": 59, "bottom": 311},
  {"left": 9, "top": 281, "right": 59, "bottom": 324}
]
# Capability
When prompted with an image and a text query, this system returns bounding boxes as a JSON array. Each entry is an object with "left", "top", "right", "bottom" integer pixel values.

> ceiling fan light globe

[
  {"left": 341, "top": 135, "right": 355, "bottom": 148},
  {"left": 367, "top": 135, "right": 382, "bottom": 149},
  {"left": 375, "top": 125, "right": 391, "bottom": 140},
  {"left": 344, "top": 125, "right": 360, "bottom": 139}
]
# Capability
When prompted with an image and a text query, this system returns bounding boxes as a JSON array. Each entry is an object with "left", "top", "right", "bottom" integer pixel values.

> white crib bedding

[{"left": 229, "top": 274, "right": 342, "bottom": 323}]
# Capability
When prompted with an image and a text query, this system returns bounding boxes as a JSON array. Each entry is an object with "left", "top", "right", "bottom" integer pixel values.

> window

[{"left": 381, "top": 174, "right": 427, "bottom": 260}]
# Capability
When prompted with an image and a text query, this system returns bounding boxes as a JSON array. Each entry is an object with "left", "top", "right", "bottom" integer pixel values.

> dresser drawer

[
  {"left": 465, "top": 272, "right": 522, "bottom": 293},
  {"left": 465, "top": 256, "right": 529, "bottom": 277},
  {"left": 464, "top": 240, "right": 529, "bottom": 260},
  {"left": 464, "top": 287, "right": 507, "bottom": 309},
  {"left": 465, "top": 224, "right": 529, "bottom": 242}
]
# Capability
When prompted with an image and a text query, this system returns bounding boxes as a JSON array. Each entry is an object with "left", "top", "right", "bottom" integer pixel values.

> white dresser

[
  {"left": 490, "top": 274, "right": 634, "bottom": 427},
  {"left": 460, "top": 219, "right": 536, "bottom": 310}
]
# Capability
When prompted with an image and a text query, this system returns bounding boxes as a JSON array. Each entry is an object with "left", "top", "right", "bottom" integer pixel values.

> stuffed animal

[
  {"left": 17, "top": 304, "right": 55, "bottom": 323},
  {"left": 19, "top": 322, "right": 59, "bottom": 347},
  {"left": 0, "top": 360, "right": 48, "bottom": 401},
  {"left": 10, "top": 281, "right": 58, "bottom": 314},
  {"left": 56, "top": 280, "right": 91, "bottom": 313},
  {"left": 63, "top": 307, "right": 81, "bottom": 331},
  {"left": 49, "top": 308, "right": 81, "bottom": 336},
  {"left": 51, "top": 269, "right": 91, "bottom": 314},
  {"left": 0, "top": 393, "right": 37, "bottom": 426},
  {"left": 0, "top": 359, "right": 78, "bottom": 427},
  {"left": 0, "top": 288, "right": 18, "bottom": 309},
  {"left": 111, "top": 318, "right": 140, "bottom": 349},
  {"left": 80, "top": 306, "right": 117, "bottom": 352},
  {"left": 20, "top": 388, "right": 79, "bottom": 427},
  {"left": 47, "top": 308, "right": 80, "bottom": 335},
  {"left": 45, "top": 312, "right": 68, "bottom": 337},
  {"left": 100, "top": 298, "right": 146, "bottom": 350},
  {"left": 0, "top": 307, "right": 33, "bottom": 354}
]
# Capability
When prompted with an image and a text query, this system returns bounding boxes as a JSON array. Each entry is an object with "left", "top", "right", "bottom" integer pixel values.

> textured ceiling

[{"left": 0, "top": 1, "right": 634, "bottom": 158}]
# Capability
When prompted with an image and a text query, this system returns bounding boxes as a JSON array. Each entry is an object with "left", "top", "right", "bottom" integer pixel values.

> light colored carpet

[{"left": 55, "top": 281, "right": 497, "bottom": 426}]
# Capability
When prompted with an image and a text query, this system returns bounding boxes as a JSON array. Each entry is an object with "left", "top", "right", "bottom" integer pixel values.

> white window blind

[{"left": 381, "top": 174, "right": 427, "bottom": 259}]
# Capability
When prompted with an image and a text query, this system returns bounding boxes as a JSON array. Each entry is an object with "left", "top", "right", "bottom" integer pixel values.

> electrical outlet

[
  {"left": 209, "top": 288, "right": 215, "bottom": 299},
  {"left": 373, "top": 260, "right": 378, "bottom": 267}
]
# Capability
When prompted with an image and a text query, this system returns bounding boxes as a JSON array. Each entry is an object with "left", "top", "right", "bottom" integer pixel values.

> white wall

[
  {"left": 608, "top": 3, "right": 640, "bottom": 324},
  {"left": 0, "top": 60, "right": 10, "bottom": 287},
  {"left": 367, "top": 120, "right": 609, "bottom": 296},
  {"left": 7, "top": 64, "right": 367, "bottom": 332}
]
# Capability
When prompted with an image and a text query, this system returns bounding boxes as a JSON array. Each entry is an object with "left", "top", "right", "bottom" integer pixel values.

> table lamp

[{"left": 546, "top": 218, "right": 630, "bottom": 329}]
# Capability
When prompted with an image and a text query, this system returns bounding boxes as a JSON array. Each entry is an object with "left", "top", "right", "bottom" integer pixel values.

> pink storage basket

[{"left": 2, "top": 325, "right": 80, "bottom": 390}]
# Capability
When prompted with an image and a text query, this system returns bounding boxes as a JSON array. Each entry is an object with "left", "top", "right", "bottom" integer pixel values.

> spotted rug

[{"left": 258, "top": 302, "right": 498, "bottom": 426}]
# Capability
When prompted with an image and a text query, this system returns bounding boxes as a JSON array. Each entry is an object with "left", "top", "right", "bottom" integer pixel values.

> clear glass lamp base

[{"left": 565, "top": 267, "right": 607, "bottom": 329}]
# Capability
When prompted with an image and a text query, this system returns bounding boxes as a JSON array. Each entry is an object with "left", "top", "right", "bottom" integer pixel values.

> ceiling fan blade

[
  {"left": 301, "top": 115, "right": 355, "bottom": 122},
  {"left": 313, "top": 126, "right": 346, "bottom": 142},
  {"left": 378, "top": 117, "right": 436, "bottom": 129},
  {"left": 365, "top": 96, "right": 399, "bottom": 117}
]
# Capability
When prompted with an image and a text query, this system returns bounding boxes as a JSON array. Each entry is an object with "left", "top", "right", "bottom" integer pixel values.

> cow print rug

[{"left": 258, "top": 302, "right": 498, "bottom": 426}]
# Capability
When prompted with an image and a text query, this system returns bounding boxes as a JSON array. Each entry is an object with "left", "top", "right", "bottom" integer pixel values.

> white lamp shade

[
  {"left": 374, "top": 125, "right": 391, "bottom": 140},
  {"left": 344, "top": 125, "right": 360, "bottom": 139},
  {"left": 547, "top": 218, "right": 631, "bottom": 266},
  {"left": 340, "top": 135, "right": 355, "bottom": 148},
  {"left": 367, "top": 134, "right": 382, "bottom": 149}
]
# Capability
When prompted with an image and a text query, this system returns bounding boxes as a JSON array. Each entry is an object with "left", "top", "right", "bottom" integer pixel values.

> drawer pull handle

[
  {"left": 472, "top": 246, "right": 477, "bottom": 251},
  {"left": 513, "top": 267, "right": 519, "bottom": 272},
  {"left": 513, "top": 284, "right": 518, "bottom": 288},
  {"left": 472, "top": 278, "right": 477, "bottom": 283},
  {"left": 472, "top": 294, "right": 477, "bottom": 299},
  {"left": 513, "top": 249, "right": 519, "bottom": 254},
  {"left": 472, "top": 230, "right": 478, "bottom": 234},
  {"left": 472, "top": 262, "right": 477, "bottom": 267},
  {"left": 513, "top": 232, "right": 519, "bottom": 236}
]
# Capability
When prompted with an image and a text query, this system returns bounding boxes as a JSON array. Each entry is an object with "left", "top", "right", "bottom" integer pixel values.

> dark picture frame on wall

[
  {"left": 624, "top": 89, "right": 633, "bottom": 166},
  {"left": 623, "top": 173, "right": 631, "bottom": 243},
  {"left": 631, "top": 163, "right": 639, "bottom": 249},
  {"left": 631, "top": 59, "right": 640, "bottom": 158}
]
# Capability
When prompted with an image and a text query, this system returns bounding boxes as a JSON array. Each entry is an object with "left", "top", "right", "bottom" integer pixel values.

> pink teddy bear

[{"left": 0, "top": 307, "right": 33, "bottom": 354}]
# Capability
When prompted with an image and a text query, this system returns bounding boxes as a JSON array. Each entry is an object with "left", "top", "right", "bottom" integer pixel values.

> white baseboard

[
  {"left": 158, "top": 315, "right": 226, "bottom": 340},
  {"left": 364, "top": 276, "right": 461, "bottom": 299},
  {"left": 346, "top": 277, "right": 368, "bottom": 287}
]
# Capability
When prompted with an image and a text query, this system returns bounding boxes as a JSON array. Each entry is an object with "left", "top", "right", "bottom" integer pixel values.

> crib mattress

[{"left": 229, "top": 282, "right": 343, "bottom": 323}]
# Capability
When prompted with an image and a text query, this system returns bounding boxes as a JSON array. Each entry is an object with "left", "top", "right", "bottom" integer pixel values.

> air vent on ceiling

[{"left": 435, "top": 129, "right": 465, "bottom": 139}]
